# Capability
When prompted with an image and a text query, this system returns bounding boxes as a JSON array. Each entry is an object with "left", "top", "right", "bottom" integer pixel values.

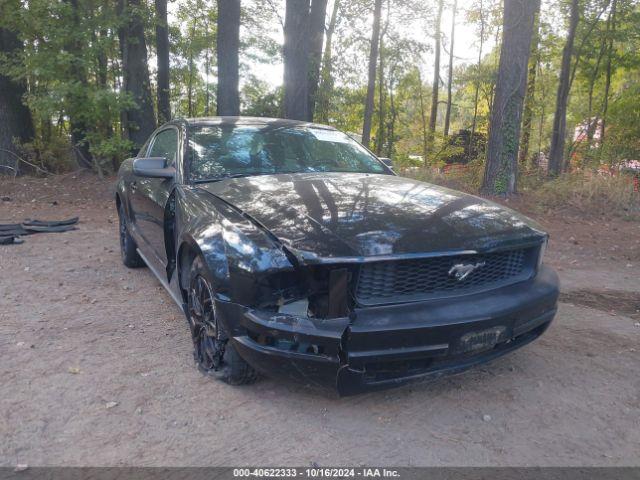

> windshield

[{"left": 187, "top": 125, "right": 387, "bottom": 182}]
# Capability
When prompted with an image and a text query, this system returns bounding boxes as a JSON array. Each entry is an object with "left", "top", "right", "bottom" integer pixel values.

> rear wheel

[
  {"left": 118, "top": 204, "right": 145, "bottom": 268},
  {"left": 187, "top": 256, "right": 257, "bottom": 385}
]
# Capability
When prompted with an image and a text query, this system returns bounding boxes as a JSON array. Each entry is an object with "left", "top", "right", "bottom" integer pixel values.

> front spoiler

[{"left": 218, "top": 266, "right": 560, "bottom": 396}]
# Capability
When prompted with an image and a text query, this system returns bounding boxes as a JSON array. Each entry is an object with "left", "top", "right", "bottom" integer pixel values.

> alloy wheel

[{"left": 188, "top": 275, "right": 224, "bottom": 372}]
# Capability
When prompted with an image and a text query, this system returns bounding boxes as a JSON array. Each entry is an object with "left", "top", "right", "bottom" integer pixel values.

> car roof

[{"left": 170, "top": 116, "right": 337, "bottom": 130}]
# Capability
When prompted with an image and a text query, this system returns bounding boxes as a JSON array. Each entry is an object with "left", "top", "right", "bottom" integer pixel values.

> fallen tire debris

[{"left": 0, "top": 217, "right": 79, "bottom": 245}]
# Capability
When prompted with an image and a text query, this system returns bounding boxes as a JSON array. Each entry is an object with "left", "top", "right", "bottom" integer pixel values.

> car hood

[{"left": 196, "top": 173, "right": 546, "bottom": 263}]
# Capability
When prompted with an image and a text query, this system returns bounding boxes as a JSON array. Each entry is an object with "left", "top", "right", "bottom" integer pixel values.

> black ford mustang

[{"left": 116, "top": 117, "right": 559, "bottom": 395}]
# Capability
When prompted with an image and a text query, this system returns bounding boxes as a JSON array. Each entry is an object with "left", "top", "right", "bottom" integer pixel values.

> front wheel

[{"left": 187, "top": 256, "right": 257, "bottom": 385}]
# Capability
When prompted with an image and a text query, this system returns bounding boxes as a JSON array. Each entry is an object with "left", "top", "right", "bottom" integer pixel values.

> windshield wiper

[{"left": 193, "top": 173, "right": 254, "bottom": 184}]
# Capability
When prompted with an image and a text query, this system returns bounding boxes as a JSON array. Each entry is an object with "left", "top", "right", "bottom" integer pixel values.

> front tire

[
  {"left": 187, "top": 256, "right": 257, "bottom": 385},
  {"left": 118, "top": 204, "right": 145, "bottom": 268}
]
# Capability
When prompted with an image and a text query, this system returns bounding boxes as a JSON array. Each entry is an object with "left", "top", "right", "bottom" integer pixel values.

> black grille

[{"left": 355, "top": 248, "right": 534, "bottom": 305}]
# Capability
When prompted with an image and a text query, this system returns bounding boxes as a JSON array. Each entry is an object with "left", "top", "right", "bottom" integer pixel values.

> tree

[
  {"left": 316, "top": 0, "right": 340, "bottom": 123},
  {"left": 0, "top": 26, "right": 34, "bottom": 173},
  {"left": 64, "top": 0, "right": 92, "bottom": 167},
  {"left": 429, "top": 0, "right": 444, "bottom": 136},
  {"left": 469, "top": 0, "right": 487, "bottom": 146},
  {"left": 376, "top": 3, "right": 390, "bottom": 155},
  {"left": 548, "top": 0, "right": 580, "bottom": 176},
  {"left": 283, "top": 0, "right": 311, "bottom": 120},
  {"left": 443, "top": 0, "right": 457, "bottom": 137},
  {"left": 417, "top": 69, "right": 429, "bottom": 164},
  {"left": 362, "top": 0, "right": 383, "bottom": 148},
  {"left": 481, "top": 0, "right": 540, "bottom": 194},
  {"left": 118, "top": 0, "right": 156, "bottom": 148},
  {"left": 217, "top": 0, "right": 241, "bottom": 116},
  {"left": 282, "top": 0, "right": 328, "bottom": 121},
  {"left": 599, "top": 0, "right": 617, "bottom": 147},
  {"left": 307, "top": 0, "right": 329, "bottom": 118},
  {"left": 155, "top": 0, "right": 171, "bottom": 124},
  {"left": 518, "top": 2, "right": 541, "bottom": 165}
]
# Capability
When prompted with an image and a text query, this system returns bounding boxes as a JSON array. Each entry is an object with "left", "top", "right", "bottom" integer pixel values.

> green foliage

[
  {"left": 0, "top": 0, "right": 638, "bottom": 191},
  {"left": 600, "top": 78, "right": 640, "bottom": 162},
  {"left": 1, "top": 0, "right": 132, "bottom": 173},
  {"left": 241, "top": 76, "right": 282, "bottom": 117}
]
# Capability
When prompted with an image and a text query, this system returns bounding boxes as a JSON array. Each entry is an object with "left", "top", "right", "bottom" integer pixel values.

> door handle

[{"left": 131, "top": 181, "right": 138, "bottom": 192}]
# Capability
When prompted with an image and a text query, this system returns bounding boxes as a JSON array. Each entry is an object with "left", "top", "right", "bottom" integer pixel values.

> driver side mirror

[
  {"left": 379, "top": 157, "right": 394, "bottom": 170},
  {"left": 133, "top": 157, "right": 175, "bottom": 179}
]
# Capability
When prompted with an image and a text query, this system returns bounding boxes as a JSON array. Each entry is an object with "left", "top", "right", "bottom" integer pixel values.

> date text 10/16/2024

[{"left": 233, "top": 468, "right": 401, "bottom": 478}]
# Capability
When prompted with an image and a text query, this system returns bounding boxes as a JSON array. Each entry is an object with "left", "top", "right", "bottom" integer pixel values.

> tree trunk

[
  {"left": 64, "top": 0, "right": 93, "bottom": 167},
  {"left": 362, "top": 0, "right": 383, "bottom": 148},
  {"left": 119, "top": 0, "right": 156, "bottom": 149},
  {"left": 481, "top": 0, "right": 540, "bottom": 195},
  {"left": 116, "top": 1, "right": 129, "bottom": 142},
  {"left": 586, "top": 36, "right": 606, "bottom": 145},
  {"left": 376, "top": 12, "right": 389, "bottom": 155},
  {"left": 470, "top": 0, "right": 485, "bottom": 149},
  {"left": 0, "top": 27, "right": 34, "bottom": 174},
  {"left": 187, "top": 22, "right": 196, "bottom": 117},
  {"left": 429, "top": 0, "right": 444, "bottom": 138},
  {"left": 518, "top": 4, "right": 541, "bottom": 165},
  {"left": 95, "top": 25, "right": 115, "bottom": 169},
  {"left": 536, "top": 59, "right": 546, "bottom": 164},
  {"left": 307, "top": 0, "right": 328, "bottom": 120},
  {"left": 155, "top": 0, "right": 171, "bottom": 124},
  {"left": 443, "top": 0, "right": 457, "bottom": 137},
  {"left": 600, "top": 0, "right": 617, "bottom": 148},
  {"left": 205, "top": 19, "right": 211, "bottom": 116},
  {"left": 548, "top": 0, "right": 580, "bottom": 176},
  {"left": 487, "top": 24, "right": 502, "bottom": 124},
  {"left": 316, "top": 0, "right": 340, "bottom": 123},
  {"left": 376, "top": 41, "right": 385, "bottom": 154},
  {"left": 386, "top": 74, "right": 397, "bottom": 158},
  {"left": 217, "top": 0, "right": 241, "bottom": 116},
  {"left": 417, "top": 69, "right": 428, "bottom": 166},
  {"left": 283, "top": 0, "right": 311, "bottom": 120}
]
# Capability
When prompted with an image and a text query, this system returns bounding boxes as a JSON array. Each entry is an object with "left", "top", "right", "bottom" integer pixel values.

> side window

[{"left": 149, "top": 129, "right": 179, "bottom": 166}]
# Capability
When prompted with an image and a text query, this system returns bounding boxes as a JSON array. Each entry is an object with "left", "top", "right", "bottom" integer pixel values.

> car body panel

[
  {"left": 195, "top": 172, "right": 546, "bottom": 264},
  {"left": 221, "top": 265, "right": 559, "bottom": 395},
  {"left": 116, "top": 117, "right": 560, "bottom": 395}
]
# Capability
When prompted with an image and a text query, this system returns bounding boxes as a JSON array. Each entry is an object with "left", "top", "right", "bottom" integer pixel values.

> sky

[
  {"left": 169, "top": 0, "right": 498, "bottom": 89},
  {"left": 249, "top": 0, "right": 497, "bottom": 87}
]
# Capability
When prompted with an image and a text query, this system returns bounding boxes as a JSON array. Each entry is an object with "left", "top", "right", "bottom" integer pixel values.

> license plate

[{"left": 453, "top": 326, "right": 508, "bottom": 354}]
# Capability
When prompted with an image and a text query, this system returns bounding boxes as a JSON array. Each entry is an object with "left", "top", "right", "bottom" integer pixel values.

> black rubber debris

[
  {"left": 0, "top": 217, "right": 79, "bottom": 245},
  {"left": 0, "top": 235, "right": 24, "bottom": 245},
  {"left": 23, "top": 217, "right": 79, "bottom": 227}
]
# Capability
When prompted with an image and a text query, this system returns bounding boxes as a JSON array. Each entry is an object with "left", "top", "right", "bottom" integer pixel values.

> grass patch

[
  {"left": 530, "top": 173, "right": 639, "bottom": 218},
  {"left": 400, "top": 164, "right": 639, "bottom": 219}
]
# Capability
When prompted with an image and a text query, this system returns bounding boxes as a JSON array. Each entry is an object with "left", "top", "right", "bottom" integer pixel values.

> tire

[
  {"left": 118, "top": 204, "right": 145, "bottom": 268},
  {"left": 187, "top": 256, "right": 257, "bottom": 385}
]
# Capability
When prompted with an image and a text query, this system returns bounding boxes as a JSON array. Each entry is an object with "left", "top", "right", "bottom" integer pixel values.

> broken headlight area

[
  {"left": 230, "top": 264, "right": 358, "bottom": 320},
  {"left": 229, "top": 267, "right": 307, "bottom": 310},
  {"left": 280, "top": 265, "right": 357, "bottom": 319}
]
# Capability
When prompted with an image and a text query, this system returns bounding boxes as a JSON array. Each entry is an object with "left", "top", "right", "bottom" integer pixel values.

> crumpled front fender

[{"left": 176, "top": 189, "right": 295, "bottom": 304}]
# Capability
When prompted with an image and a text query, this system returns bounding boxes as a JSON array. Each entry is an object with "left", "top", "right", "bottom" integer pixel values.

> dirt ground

[{"left": 1, "top": 173, "right": 639, "bottom": 467}]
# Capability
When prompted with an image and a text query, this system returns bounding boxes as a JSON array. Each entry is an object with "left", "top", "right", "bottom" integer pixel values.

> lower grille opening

[
  {"left": 360, "top": 321, "right": 549, "bottom": 383},
  {"left": 363, "top": 358, "right": 435, "bottom": 382}
]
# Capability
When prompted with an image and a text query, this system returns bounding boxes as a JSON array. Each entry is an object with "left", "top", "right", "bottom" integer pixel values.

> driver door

[{"left": 130, "top": 127, "right": 178, "bottom": 264}]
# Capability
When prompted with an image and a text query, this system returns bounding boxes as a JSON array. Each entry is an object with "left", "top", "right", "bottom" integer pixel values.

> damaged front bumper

[{"left": 216, "top": 266, "right": 560, "bottom": 396}]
